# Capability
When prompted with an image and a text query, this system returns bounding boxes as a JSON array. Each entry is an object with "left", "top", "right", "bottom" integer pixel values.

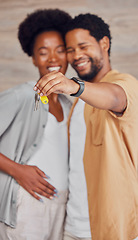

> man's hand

[{"left": 34, "top": 71, "right": 79, "bottom": 97}]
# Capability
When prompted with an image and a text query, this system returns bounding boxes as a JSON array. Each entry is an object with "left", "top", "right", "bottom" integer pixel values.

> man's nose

[{"left": 73, "top": 48, "right": 83, "bottom": 60}]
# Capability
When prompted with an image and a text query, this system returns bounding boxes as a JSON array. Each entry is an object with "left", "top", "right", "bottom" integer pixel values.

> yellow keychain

[
  {"left": 40, "top": 95, "right": 49, "bottom": 104},
  {"left": 34, "top": 93, "right": 48, "bottom": 111}
]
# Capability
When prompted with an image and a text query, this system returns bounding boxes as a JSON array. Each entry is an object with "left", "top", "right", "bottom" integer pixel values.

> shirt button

[
  {"left": 42, "top": 125, "right": 45, "bottom": 128},
  {"left": 33, "top": 143, "right": 37, "bottom": 147}
]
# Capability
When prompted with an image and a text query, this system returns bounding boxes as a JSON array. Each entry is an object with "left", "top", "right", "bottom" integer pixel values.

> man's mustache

[{"left": 72, "top": 57, "right": 91, "bottom": 68}]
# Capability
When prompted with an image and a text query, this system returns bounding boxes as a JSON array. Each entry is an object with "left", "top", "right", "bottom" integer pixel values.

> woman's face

[{"left": 32, "top": 31, "right": 68, "bottom": 77}]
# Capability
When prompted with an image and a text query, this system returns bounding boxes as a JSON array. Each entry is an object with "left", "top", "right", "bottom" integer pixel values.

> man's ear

[
  {"left": 100, "top": 36, "right": 110, "bottom": 52},
  {"left": 32, "top": 56, "right": 37, "bottom": 67}
]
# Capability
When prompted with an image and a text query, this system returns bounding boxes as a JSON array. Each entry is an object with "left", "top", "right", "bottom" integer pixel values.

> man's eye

[
  {"left": 67, "top": 49, "right": 74, "bottom": 53},
  {"left": 81, "top": 46, "right": 87, "bottom": 50}
]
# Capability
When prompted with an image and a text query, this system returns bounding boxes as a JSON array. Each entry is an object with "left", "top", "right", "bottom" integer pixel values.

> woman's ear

[
  {"left": 100, "top": 36, "right": 110, "bottom": 52},
  {"left": 32, "top": 56, "right": 37, "bottom": 67}
]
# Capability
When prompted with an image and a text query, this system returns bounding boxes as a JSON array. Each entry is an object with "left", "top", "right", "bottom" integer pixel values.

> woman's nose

[{"left": 48, "top": 51, "right": 57, "bottom": 62}]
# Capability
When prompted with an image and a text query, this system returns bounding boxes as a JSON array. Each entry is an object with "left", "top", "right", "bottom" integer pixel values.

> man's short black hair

[
  {"left": 64, "top": 13, "right": 112, "bottom": 56},
  {"left": 18, "top": 9, "right": 72, "bottom": 56}
]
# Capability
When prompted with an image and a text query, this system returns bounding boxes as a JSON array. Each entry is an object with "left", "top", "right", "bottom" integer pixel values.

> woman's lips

[{"left": 48, "top": 66, "right": 61, "bottom": 72}]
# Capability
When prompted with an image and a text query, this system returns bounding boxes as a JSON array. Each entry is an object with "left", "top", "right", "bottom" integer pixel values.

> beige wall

[{"left": 0, "top": 0, "right": 138, "bottom": 92}]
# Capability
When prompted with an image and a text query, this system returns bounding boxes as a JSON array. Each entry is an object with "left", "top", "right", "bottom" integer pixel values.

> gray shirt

[{"left": 0, "top": 81, "right": 71, "bottom": 228}]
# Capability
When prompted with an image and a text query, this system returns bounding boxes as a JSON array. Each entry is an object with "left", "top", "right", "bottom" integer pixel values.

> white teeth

[
  {"left": 77, "top": 62, "right": 87, "bottom": 67},
  {"left": 48, "top": 66, "right": 60, "bottom": 72}
]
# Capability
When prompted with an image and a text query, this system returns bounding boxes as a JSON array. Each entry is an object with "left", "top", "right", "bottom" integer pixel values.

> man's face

[
  {"left": 65, "top": 28, "right": 105, "bottom": 82},
  {"left": 32, "top": 31, "right": 68, "bottom": 77}
]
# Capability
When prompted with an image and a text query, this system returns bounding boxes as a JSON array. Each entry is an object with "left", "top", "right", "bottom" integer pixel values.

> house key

[
  {"left": 34, "top": 92, "right": 40, "bottom": 111},
  {"left": 34, "top": 93, "right": 48, "bottom": 111}
]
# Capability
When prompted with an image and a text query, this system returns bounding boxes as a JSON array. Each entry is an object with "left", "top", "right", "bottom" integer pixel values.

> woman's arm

[{"left": 0, "top": 153, "right": 57, "bottom": 201}]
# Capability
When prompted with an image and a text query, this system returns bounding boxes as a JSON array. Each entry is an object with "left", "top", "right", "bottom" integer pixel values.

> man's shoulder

[{"left": 101, "top": 70, "right": 138, "bottom": 91}]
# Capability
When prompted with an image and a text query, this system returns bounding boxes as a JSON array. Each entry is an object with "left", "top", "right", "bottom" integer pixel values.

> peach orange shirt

[{"left": 83, "top": 70, "right": 138, "bottom": 240}]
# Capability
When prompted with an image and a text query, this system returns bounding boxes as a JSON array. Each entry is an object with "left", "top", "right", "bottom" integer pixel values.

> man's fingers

[
  {"left": 41, "top": 78, "right": 61, "bottom": 96},
  {"left": 34, "top": 72, "right": 64, "bottom": 96},
  {"left": 34, "top": 71, "right": 58, "bottom": 92}
]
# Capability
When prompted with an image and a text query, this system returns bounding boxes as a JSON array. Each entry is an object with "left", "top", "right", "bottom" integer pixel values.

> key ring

[{"left": 40, "top": 95, "right": 49, "bottom": 104}]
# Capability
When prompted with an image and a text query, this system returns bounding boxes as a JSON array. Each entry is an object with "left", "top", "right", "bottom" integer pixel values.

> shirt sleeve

[
  {"left": 107, "top": 74, "right": 138, "bottom": 121},
  {"left": 0, "top": 87, "right": 20, "bottom": 136}
]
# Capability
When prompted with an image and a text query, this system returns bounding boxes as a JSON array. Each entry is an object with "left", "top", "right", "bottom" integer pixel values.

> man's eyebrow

[
  {"left": 66, "top": 42, "right": 88, "bottom": 50},
  {"left": 78, "top": 42, "right": 88, "bottom": 46},
  {"left": 66, "top": 46, "right": 73, "bottom": 50}
]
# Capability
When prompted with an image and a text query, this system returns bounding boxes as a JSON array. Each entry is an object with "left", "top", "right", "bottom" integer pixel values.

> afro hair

[
  {"left": 18, "top": 9, "right": 72, "bottom": 56},
  {"left": 64, "top": 13, "right": 112, "bottom": 56}
]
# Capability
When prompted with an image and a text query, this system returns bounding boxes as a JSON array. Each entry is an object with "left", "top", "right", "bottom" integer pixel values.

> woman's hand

[
  {"left": 0, "top": 153, "right": 57, "bottom": 202},
  {"left": 13, "top": 164, "right": 57, "bottom": 201}
]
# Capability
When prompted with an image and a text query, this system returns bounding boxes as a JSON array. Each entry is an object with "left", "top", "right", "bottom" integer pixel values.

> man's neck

[{"left": 91, "top": 65, "right": 112, "bottom": 83}]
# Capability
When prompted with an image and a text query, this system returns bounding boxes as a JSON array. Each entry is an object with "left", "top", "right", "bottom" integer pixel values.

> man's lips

[{"left": 74, "top": 60, "right": 90, "bottom": 71}]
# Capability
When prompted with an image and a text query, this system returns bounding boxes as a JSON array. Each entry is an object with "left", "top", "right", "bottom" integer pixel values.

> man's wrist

[{"left": 70, "top": 77, "right": 85, "bottom": 97}]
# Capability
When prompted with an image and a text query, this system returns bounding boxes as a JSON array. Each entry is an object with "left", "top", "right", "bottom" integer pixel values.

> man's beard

[{"left": 75, "top": 57, "right": 103, "bottom": 82}]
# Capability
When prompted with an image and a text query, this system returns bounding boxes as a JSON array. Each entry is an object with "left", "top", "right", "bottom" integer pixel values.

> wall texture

[{"left": 0, "top": 0, "right": 138, "bottom": 91}]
